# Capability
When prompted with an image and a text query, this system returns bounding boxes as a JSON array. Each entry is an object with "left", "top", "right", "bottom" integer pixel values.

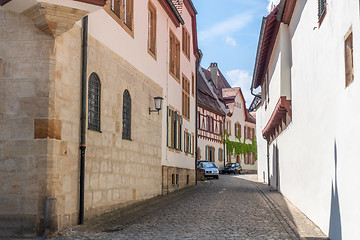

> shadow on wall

[{"left": 329, "top": 141, "right": 342, "bottom": 239}]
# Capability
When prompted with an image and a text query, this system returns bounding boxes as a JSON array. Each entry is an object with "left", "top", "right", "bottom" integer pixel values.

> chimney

[{"left": 209, "top": 62, "right": 218, "bottom": 86}]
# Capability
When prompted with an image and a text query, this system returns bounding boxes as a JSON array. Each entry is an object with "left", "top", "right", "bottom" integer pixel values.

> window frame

[
  {"left": 88, "top": 73, "right": 101, "bottom": 132},
  {"left": 122, "top": 89, "right": 132, "bottom": 140},
  {"left": 105, "top": 0, "right": 134, "bottom": 38},
  {"left": 169, "top": 30, "right": 180, "bottom": 82},
  {"left": 148, "top": 0, "right": 157, "bottom": 60},
  {"left": 344, "top": 28, "right": 354, "bottom": 88},
  {"left": 182, "top": 26, "right": 191, "bottom": 60},
  {"left": 182, "top": 74, "right": 190, "bottom": 120}
]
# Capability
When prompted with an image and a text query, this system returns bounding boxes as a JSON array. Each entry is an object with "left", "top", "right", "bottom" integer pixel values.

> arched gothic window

[
  {"left": 88, "top": 73, "right": 101, "bottom": 132},
  {"left": 122, "top": 89, "right": 131, "bottom": 140}
]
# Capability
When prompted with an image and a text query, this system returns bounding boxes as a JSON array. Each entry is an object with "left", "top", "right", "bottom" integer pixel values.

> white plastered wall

[
  {"left": 256, "top": 0, "right": 360, "bottom": 238},
  {"left": 87, "top": 1, "right": 197, "bottom": 171}
]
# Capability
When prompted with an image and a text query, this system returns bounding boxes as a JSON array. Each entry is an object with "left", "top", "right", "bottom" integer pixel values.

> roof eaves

[
  {"left": 166, "top": 0, "right": 184, "bottom": 25},
  {"left": 186, "top": 0, "right": 197, "bottom": 14},
  {"left": 0, "top": 0, "right": 11, "bottom": 6}
]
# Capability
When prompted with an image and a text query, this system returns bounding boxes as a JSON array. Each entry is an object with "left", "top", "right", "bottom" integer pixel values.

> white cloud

[
  {"left": 226, "top": 69, "right": 253, "bottom": 107},
  {"left": 198, "top": 12, "right": 253, "bottom": 43},
  {"left": 267, "top": 0, "right": 281, "bottom": 12},
  {"left": 225, "top": 36, "right": 237, "bottom": 46}
]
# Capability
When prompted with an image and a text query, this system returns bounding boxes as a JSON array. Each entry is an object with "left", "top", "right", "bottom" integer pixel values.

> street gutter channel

[{"left": 252, "top": 183, "right": 301, "bottom": 240}]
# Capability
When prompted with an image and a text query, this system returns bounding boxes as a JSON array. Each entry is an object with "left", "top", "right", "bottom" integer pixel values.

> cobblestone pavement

[{"left": 56, "top": 174, "right": 327, "bottom": 240}]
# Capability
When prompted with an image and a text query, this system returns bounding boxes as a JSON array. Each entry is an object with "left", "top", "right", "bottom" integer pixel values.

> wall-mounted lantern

[{"left": 149, "top": 96, "right": 164, "bottom": 115}]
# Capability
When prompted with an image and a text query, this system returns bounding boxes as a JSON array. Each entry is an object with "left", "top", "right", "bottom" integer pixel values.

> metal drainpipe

[
  {"left": 223, "top": 116, "right": 226, "bottom": 168},
  {"left": 195, "top": 49, "right": 203, "bottom": 185},
  {"left": 266, "top": 138, "right": 270, "bottom": 185},
  {"left": 79, "top": 15, "right": 88, "bottom": 225}
]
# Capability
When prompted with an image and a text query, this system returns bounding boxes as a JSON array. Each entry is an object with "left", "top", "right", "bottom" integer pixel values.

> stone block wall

[
  {"left": 162, "top": 166, "right": 195, "bottom": 195},
  {"left": 0, "top": 6, "right": 163, "bottom": 236},
  {"left": 51, "top": 26, "right": 163, "bottom": 230},
  {"left": 0, "top": 9, "right": 55, "bottom": 237}
]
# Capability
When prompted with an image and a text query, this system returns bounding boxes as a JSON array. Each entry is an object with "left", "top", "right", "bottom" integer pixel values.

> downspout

[
  {"left": 79, "top": 15, "right": 88, "bottom": 225},
  {"left": 223, "top": 116, "right": 226, "bottom": 168},
  {"left": 195, "top": 49, "right": 202, "bottom": 185}
]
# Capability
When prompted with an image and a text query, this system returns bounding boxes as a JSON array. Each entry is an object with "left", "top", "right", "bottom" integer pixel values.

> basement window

[{"left": 344, "top": 29, "right": 354, "bottom": 87}]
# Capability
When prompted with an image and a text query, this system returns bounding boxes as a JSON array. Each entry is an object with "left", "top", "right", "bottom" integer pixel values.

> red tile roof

[
  {"left": 197, "top": 71, "right": 225, "bottom": 116},
  {"left": 252, "top": 0, "right": 297, "bottom": 89}
]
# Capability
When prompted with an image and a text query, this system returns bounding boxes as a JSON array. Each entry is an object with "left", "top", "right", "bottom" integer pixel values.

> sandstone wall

[
  {"left": 0, "top": 7, "right": 163, "bottom": 236},
  {"left": 50, "top": 24, "right": 163, "bottom": 230},
  {"left": 0, "top": 9, "right": 55, "bottom": 237}
]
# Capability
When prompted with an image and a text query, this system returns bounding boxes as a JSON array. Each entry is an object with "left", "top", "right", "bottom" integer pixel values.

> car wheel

[{"left": 215, "top": 176, "right": 219, "bottom": 179}]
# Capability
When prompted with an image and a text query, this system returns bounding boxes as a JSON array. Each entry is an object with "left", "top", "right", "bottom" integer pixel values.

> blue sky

[{"left": 195, "top": 0, "right": 277, "bottom": 107}]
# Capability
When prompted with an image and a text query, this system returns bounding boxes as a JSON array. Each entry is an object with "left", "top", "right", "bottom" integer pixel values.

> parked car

[
  {"left": 197, "top": 161, "right": 219, "bottom": 179},
  {"left": 222, "top": 163, "right": 242, "bottom": 174}
]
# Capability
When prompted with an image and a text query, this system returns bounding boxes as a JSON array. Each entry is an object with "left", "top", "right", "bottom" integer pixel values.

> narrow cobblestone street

[{"left": 56, "top": 175, "right": 327, "bottom": 240}]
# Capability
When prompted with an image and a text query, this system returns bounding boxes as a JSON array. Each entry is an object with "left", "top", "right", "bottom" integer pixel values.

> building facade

[
  {"left": 0, "top": 0, "right": 198, "bottom": 236},
  {"left": 222, "top": 88, "right": 256, "bottom": 173},
  {"left": 197, "top": 63, "right": 256, "bottom": 172},
  {"left": 197, "top": 65, "right": 226, "bottom": 169},
  {"left": 253, "top": 0, "right": 360, "bottom": 238}
]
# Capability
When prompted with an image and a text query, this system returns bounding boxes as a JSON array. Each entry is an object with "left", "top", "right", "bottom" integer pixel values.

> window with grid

[
  {"left": 122, "top": 89, "right": 131, "bottom": 140},
  {"left": 148, "top": 1, "right": 156, "bottom": 57},
  {"left": 205, "top": 146, "right": 215, "bottom": 162},
  {"left": 88, "top": 73, "right": 101, "bottom": 132},
  {"left": 169, "top": 31, "right": 180, "bottom": 80},
  {"left": 182, "top": 75, "right": 190, "bottom": 119},
  {"left": 345, "top": 30, "right": 354, "bottom": 87},
  {"left": 218, "top": 148, "right": 223, "bottom": 162},
  {"left": 191, "top": 73, "right": 195, "bottom": 96},
  {"left": 123, "top": 0, "right": 133, "bottom": 29},
  {"left": 182, "top": 26, "right": 190, "bottom": 59},
  {"left": 245, "top": 153, "right": 249, "bottom": 164},
  {"left": 226, "top": 120, "right": 231, "bottom": 135},
  {"left": 235, "top": 123, "right": 241, "bottom": 137},
  {"left": 109, "top": 0, "right": 134, "bottom": 32},
  {"left": 318, "top": 0, "right": 326, "bottom": 23},
  {"left": 167, "top": 107, "right": 182, "bottom": 150},
  {"left": 184, "top": 130, "right": 193, "bottom": 154}
]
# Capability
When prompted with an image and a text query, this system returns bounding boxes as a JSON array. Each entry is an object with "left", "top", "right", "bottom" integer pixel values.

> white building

[
  {"left": 222, "top": 87, "right": 256, "bottom": 173},
  {"left": 252, "top": 0, "right": 360, "bottom": 238}
]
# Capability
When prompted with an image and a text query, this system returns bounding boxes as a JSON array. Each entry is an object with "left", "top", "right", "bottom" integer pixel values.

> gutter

[
  {"left": 187, "top": 0, "right": 197, "bottom": 14},
  {"left": 165, "top": 0, "right": 184, "bottom": 25},
  {"left": 79, "top": 15, "right": 88, "bottom": 225},
  {"left": 251, "top": 16, "right": 267, "bottom": 97}
]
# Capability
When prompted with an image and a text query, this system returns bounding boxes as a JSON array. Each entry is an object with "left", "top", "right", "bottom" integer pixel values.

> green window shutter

[
  {"left": 179, "top": 116, "right": 182, "bottom": 151},
  {"left": 174, "top": 111, "right": 178, "bottom": 149},
  {"left": 167, "top": 107, "right": 171, "bottom": 147},
  {"left": 205, "top": 146, "right": 208, "bottom": 161}
]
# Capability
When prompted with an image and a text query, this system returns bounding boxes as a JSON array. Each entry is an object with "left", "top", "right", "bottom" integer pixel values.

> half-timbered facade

[{"left": 197, "top": 67, "right": 225, "bottom": 168}]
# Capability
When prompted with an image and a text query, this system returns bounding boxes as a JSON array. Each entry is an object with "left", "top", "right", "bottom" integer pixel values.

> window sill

[
  {"left": 169, "top": 71, "right": 180, "bottom": 83},
  {"left": 147, "top": 48, "right": 157, "bottom": 61}
]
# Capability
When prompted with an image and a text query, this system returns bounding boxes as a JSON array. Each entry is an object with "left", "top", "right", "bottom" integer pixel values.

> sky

[{"left": 194, "top": 0, "right": 279, "bottom": 107}]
